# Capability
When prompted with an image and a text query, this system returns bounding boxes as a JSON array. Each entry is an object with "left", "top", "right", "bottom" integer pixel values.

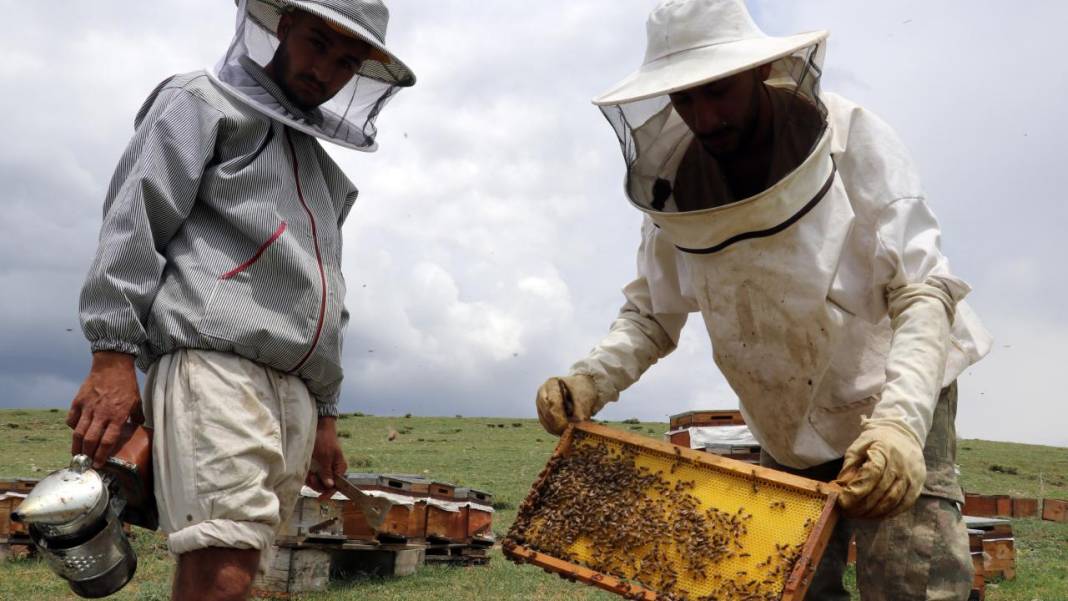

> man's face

[
  {"left": 270, "top": 11, "right": 375, "bottom": 110},
  {"left": 668, "top": 66, "right": 771, "bottom": 158}
]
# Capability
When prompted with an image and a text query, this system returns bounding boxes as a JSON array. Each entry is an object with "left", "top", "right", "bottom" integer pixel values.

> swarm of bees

[{"left": 505, "top": 434, "right": 808, "bottom": 601}]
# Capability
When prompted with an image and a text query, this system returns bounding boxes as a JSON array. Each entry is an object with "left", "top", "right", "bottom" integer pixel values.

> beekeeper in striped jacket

[
  {"left": 535, "top": 1, "right": 991, "bottom": 599},
  {"left": 67, "top": 1, "right": 414, "bottom": 597}
]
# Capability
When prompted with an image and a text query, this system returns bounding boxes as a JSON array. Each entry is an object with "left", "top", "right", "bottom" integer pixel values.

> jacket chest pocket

[{"left": 198, "top": 222, "right": 319, "bottom": 369}]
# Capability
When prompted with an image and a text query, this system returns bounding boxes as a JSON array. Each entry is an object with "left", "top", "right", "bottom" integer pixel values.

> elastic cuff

[
  {"left": 167, "top": 519, "right": 275, "bottom": 555},
  {"left": 89, "top": 339, "right": 142, "bottom": 357},
  {"left": 316, "top": 402, "right": 340, "bottom": 418}
]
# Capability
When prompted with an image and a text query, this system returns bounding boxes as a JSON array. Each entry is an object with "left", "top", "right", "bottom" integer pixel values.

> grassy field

[{"left": 1, "top": 409, "right": 1066, "bottom": 600}]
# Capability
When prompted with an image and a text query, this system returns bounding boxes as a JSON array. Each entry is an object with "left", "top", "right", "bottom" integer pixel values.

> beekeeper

[
  {"left": 535, "top": 0, "right": 991, "bottom": 598},
  {"left": 67, "top": 1, "right": 414, "bottom": 598}
]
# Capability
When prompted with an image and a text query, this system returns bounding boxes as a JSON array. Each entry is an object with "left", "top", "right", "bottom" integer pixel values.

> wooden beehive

[
  {"left": 0, "top": 493, "right": 28, "bottom": 539},
  {"left": 426, "top": 481, "right": 466, "bottom": 543},
  {"left": 1043, "top": 498, "right": 1067, "bottom": 523},
  {"left": 967, "top": 528, "right": 985, "bottom": 601},
  {"left": 456, "top": 487, "right": 495, "bottom": 544},
  {"left": 964, "top": 516, "right": 1015, "bottom": 581},
  {"left": 279, "top": 495, "right": 344, "bottom": 540},
  {"left": 505, "top": 423, "right": 839, "bottom": 601},
  {"left": 339, "top": 474, "right": 429, "bottom": 541},
  {"left": 963, "top": 493, "right": 1013, "bottom": 517},
  {"left": 1011, "top": 497, "right": 1039, "bottom": 518},
  {"left": 668, "top": 410, "right": 746, "bottom": 430},
  {"left": 0, "top": 479, "right": 38, "bottom": 495}
]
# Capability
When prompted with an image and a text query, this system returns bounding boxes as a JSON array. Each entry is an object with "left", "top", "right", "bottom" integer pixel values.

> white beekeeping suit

[
  {"left": 544, "top": 0, "right": 992, "bottom": 472},
  {"left": 211, "top": 0, "right": 415, "bottom": 151}
]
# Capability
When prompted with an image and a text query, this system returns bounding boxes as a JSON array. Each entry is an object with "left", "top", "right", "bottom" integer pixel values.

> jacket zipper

[{"left": 285, "top": 129, "right": 328, "bottom": 372}]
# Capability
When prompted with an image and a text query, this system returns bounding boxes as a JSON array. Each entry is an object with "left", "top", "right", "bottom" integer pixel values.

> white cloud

[{"left": 1, "top": 1, "right": 1066, "bottom": 450}]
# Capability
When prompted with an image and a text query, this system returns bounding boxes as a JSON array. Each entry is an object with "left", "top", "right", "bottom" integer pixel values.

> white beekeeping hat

[{"left": 594, "top": 0, "right": 825, "bottom": 105}]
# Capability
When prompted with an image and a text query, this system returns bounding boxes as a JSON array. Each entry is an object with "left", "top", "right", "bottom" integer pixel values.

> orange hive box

[
  {"left": 1043, "top": 498, "right": 1067, "bottom": 523},
  {"left": 426, "top": 481, "right": 467, "bottom": 543},
  {"left": 340, "top": 474, "right": 430, "bottom": 541},
  {"left": 455, "top": 488, "right": 495, "bottom": 546}
]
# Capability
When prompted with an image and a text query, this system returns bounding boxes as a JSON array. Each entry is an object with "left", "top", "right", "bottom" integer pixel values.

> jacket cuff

[
  {"left": 314, "top": 391, "right": 340, "bottom": 418},
  {"left": 89, "top": 339, "right": 142, "bottom": 357},
  {"left": 316, "top": 403, "right": 340, "bottom": 418}
]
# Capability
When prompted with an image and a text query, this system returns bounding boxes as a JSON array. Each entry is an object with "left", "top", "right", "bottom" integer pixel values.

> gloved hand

[
  {"left": 835, "top": 419, "right": 926, "bottom": 519},
  {"left": 535, "top": 375, "right": 600, "bottom": 436}
]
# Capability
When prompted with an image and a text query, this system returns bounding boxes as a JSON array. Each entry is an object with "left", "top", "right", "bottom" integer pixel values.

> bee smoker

[{"left": 10, "top": 424, "right": 157, "bottom": 598}]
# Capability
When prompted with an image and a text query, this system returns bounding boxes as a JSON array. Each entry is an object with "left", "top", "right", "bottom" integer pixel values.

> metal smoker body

[{"left": 11, "top": 425, "right": 157, "bottom": 598}]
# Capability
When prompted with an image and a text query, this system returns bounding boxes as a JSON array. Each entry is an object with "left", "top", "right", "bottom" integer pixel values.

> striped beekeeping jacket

[{"left": 79, "top": 71, "right": 359, "bottom": 416}]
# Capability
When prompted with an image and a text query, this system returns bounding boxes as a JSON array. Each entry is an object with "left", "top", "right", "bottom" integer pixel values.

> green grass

[{"left": 1, "top": 410, "right": 1066, "bottom": 600}]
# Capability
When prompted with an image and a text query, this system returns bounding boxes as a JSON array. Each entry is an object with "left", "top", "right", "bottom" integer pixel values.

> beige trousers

[{"left": 143, "top": 349, "right": 317, "bottom": 555}]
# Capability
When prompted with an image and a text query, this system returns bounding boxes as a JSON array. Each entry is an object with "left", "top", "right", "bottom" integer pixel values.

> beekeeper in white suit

[{"left": 536, "top": 0, "right": 991, "bottom": 598}]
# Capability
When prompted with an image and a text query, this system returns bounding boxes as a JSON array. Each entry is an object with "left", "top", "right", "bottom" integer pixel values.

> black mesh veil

[{"left": 600, "top": 43, "right": 828, "bottom": 212}]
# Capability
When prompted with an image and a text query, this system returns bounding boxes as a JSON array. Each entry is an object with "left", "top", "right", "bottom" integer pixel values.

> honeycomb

[{"left": 507, "top": 428, "right": 831, "bottom": 601}]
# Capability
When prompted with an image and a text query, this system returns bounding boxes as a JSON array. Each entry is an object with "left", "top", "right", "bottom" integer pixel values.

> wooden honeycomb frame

[{"left": 504, "top": 423, "right": 841, "bottom": 601}]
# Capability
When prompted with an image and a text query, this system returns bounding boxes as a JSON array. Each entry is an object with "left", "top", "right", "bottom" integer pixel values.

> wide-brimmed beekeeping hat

[{"left": 594, "top": 0, "right": 826, "bottom": 105}]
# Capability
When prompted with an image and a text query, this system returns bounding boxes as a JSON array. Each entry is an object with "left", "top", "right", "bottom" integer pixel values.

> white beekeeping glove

[
  {"left": 836, "top": 281, "right": 953, "bottom": 518},
  {"left": 535, "top": 375, "right": 603, "bottom": 436}
]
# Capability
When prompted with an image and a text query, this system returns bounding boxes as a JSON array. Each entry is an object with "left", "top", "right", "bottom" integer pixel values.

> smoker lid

[{"left": 12, "top": 455, "right": 108, "bottom": 525}]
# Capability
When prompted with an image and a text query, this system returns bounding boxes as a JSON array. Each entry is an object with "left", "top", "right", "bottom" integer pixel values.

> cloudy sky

[{"left": 1, "top": 1, "right": 1065, "bottom": 447}]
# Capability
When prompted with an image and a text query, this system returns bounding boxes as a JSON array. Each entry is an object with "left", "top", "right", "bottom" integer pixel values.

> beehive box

[
  {"left": 1043, "top": 498, "right": 1067, "bottom": 523},
  {"left": 456, "top": 487, "right": 495, "bottom": 544},
  {"left": 0, "top": 493, "right": 28, "bottom": 539},
  {"left": 964, "top": 493, "right": 1013, "bottom": 518},
  {"left": 340, "top": 474, "right": 429, "bottom": 541},
  {"left": 668, "top": 410, "right": 746, "bottom": 430},
  {"left": 1011, "top": 497, "right": 1039, "bottom": 518},
  {"left": 278, "top": 493, "right": 344, "bottom": 541},
  {"left": 964, "top": 516, "right": 1015, "bottom": 581},
  {"left": 504, "top": 423, "right": 839, "bottom": 601},
  {"left": 967, "top": 528, "right": 986, "bottom": 600},
  {"left": 426, "top": 481, "right": 467, "bottom": 542}
]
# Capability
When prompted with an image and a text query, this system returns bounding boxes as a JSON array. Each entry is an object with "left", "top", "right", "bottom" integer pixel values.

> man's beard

[
  {"left": 274, "top": 44, "right": 325, "bottom": 111},
  {"left": 699, "top": 83, "right": 766, "bottom": 161}
]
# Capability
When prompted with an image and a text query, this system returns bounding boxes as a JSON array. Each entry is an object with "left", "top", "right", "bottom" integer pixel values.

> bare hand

[
  {"left": 67, "top": 352, "right": 144, "bottom": 468},
  {"left": 306, "top": 417, "right": 347, "bottom": 500}
]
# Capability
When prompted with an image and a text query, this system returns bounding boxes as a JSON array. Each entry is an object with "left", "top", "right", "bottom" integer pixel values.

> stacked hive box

[
  {"left": 964, "top": 516, "right": 1015, "bottom": 581},
  {"left": 253, "top": 474, "right": 493, "bottom": 597},
  {"left": 425, "top": 481, "right": 464, "bottom": 542},
  {"left": 966, "top": 528, "right": 985, "bottom": 600},
  {"left": 456, "top": 488, "right": 495, "bottom": 547},
  {"left": 666, "top": 410, "right": 761, "bottom": 464},
  {"left": 0, "top": 479, "right": 37, "bottom": 560},
  {"left": 1044, "top": 498, "right": 1067, "bottom": 523},
  {"left": 341, "top": 473, "right": 429, "bottom": 542}
]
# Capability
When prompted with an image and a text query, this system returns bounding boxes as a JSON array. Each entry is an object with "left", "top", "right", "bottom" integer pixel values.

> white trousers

[{"left": 143, "top": 349, "right": 317, "bottom": 555}]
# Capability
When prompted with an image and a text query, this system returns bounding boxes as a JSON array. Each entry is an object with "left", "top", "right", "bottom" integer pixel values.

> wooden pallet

[
  {"left": 424, "top": 542, "right": 490, "bottom": 566},
  {"left": 0, "top": 536, "right": 33, "bottom": 561},
  {"left": 253, "top": 538, "right": 428, "bottom": 597},
  {"left": 505, "top": 423, "right": 839, "bottom": 601}
]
